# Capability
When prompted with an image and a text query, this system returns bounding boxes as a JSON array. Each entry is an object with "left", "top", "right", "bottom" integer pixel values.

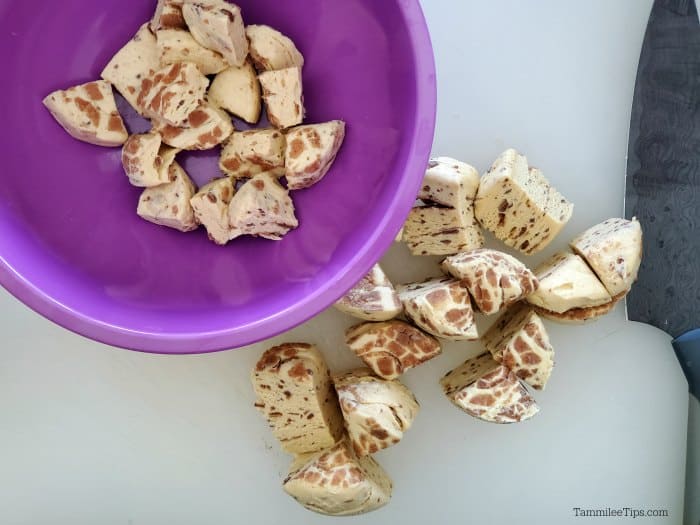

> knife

[{"left": 625, "top": 1, "right": 700, "bottom": 523}]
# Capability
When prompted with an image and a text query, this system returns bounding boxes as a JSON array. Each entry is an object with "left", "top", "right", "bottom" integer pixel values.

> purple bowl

[{"left": 0, "top": 0, "right": 436, "bottom": 353}]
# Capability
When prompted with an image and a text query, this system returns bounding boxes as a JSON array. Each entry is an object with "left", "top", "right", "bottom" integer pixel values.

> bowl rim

[{"left": 0, "top": 0, "right": 437, "bottom": 354}]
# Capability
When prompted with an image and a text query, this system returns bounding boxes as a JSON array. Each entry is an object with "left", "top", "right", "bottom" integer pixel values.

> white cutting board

[{"left": 0, "top": 1, "right": 689, "bottom": 524}]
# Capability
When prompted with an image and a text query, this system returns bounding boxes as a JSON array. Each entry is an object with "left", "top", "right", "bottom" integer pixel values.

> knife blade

[{"left": 624, "top": 1, "right": 700, "bottom": 523}]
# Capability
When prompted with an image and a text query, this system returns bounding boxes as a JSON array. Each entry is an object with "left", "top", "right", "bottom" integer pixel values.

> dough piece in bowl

[
  {"left": 137, "top": 162, "right": 198, "bottom": 232},
  {"left": 397, "top": 277, "right": 478, "bottom": 341},
  {"left": 189, "top": 177, "right": 235, "bottom": 245},
  {"left": 345, "top": 320, "right": 442, "bottom": 380},
  {"left": 208, "top": 61, "right": 261, "bottom": 123},
  {"left": 181, "top": 0, "right": 248, "bottom": 67},
  {"left": 526, "top": 251, "right": 612, "bottom": 314},
  {"left": 334, "top": 264, "right": 403, "bottom": 322},
  {"left": 251, "top": 343, "right": 344, "bottom": 455},
  {"left": 136, "top": 62, "right": 209, "bottom": 126},
  {"left": 156, "top": 29, "right": 227, "bottom": 75},
  {"left": 121, "top": 132, "right": 180, "bottom": 187},
  {"left": 219, "top": 129, "right": 285, "bottom": 179},
  {"left": 258, "top": 67, "right": 304, "bottom": 129},
  {"left": 246, "top": 24, "right": 304, "bottom": 71},
  {"left": 153, "top": 102, "right": 233, "bottom": 150},
  {"left": 101, "top": 24, "right": 161, "bottom": 115},
  {"left": 440, "top": 352, "right": 539, "bottom": 423},
  {"left": 419, "top": 157, "right": 480, "bottom": 208},
  {"left": 283, "top": 439, "right": 392, "bottom": 516},
  {"left": 151, "top": 0, "right": 186, "bottom": 31},
  {"left": 333, "top": 368, "right": 419, "bottom": 456},
  {"left": 570, "top": 217, "right": 643, "bottom": 296},
  {"left": 285, "top": 120, "right": 346, "bottom": 190},
  {"left": 42, "top": 80, "right": 128, "bottom": 147},
  {"left": 228, "top": 172, "right": 298, "bottom": 240},
  {"left": 441, "top": 248, "right": 538, "bottom": 315},
  {"left": 482, "top": 305, "right": 554, "bottom": 390},
  {"left": 474, "top": 149, "right": 573, "bottom": 254}
]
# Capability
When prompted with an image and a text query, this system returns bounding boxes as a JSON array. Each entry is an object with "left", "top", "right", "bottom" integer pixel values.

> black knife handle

[
  {"left": 673, "top": 328, "right": 700, "bottom": 400},
  {"left": 674, "top": 332, "right": 700, "bottom": 524},
  {"left": 658, "top": 0, "right": 693, "bottom": 15}
]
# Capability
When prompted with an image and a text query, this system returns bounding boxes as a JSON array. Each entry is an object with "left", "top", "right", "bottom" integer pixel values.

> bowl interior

[{"left": 0, "top": 0, "right": 435, "bottom": 352}]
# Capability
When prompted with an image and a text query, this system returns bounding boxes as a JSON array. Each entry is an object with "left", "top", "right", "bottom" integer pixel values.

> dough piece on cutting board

[
  {"left": 345, "top": 320, "right": 442, "bottom": 380},
  {"left": 440, "top": 352, "right": 539, "bottom": 423},
  {"left": 334, "top": 264, "right": 403, "bottom": 322},
  {"left": 190, "top": 177, "right": 235, "bottom": 245},
  {"left": 402, "top": 156, "right": 484, "bottom": 255},
  {"left": 419, "top": 157, "right": 480, "bottom": 208},
  {"left": 333, "top": 368, "right": 419, "bottom": 456},
  {"left": 156, "top": 28, "right": 227, "bottom": 75},
  {"left": 101, "top": 24, "right": 161, "bottom": 115},
  {"left": 534, "top": 292, "right": 625, "bottom": 324},
  {"left": 228, "top": 172, "right": 298, "bottom": 240},
  {"left": 526, "top": 251, "right": 612, "bottom": 314},
  {"left": 246, "top": 24, "right": 304, "bottom": 71},
  {"left": 219, "top": 128, "right": 285, "bottom": 179},
  {"left": 482, "top": 305, "right": 554, "bottom": 390},
  {"left": 285, "top": 120, "right": 346, "bottom": 190},
  {"left": 208, "top": 61, "right": 261, "bottom": 123},
  {"left": 570, "top": 217, "right": 643, "bottom": 296},
  {"left": 251, "top": 343, "right": 344, "bottom": 455},
  {"left": 137, "top": 161, "right": 198, "bottom": 232},
  {"left": 441, "top": 248, "right": 538, "bottom": 315},
  {"left": 403, "top": 205, "right": 484, "bottom": 256},
  {"left": 258, "top": 67, "right": 304, "bottom": 129},
  {"left": 153, "top": 101, "right": 233, "bottom": 150},
  {"left": 283, "top": 438, "right": 392, "bottom": 516},
  {"left": 474, "top": 149, "right": 573, "bottom": 254},
  {"left": 397, "top": 277, "right": 478, "bottom": 341},
  {"left": 181, "top": 0, "right": 248, "bottom": 67},
  {"left": 43, "top": 80, "right": 128, "bottom": 147}
]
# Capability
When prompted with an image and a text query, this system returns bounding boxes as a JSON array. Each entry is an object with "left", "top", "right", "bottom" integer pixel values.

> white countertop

[{"left": 0, "top": 1, "right": 690, "bottom": 524}]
